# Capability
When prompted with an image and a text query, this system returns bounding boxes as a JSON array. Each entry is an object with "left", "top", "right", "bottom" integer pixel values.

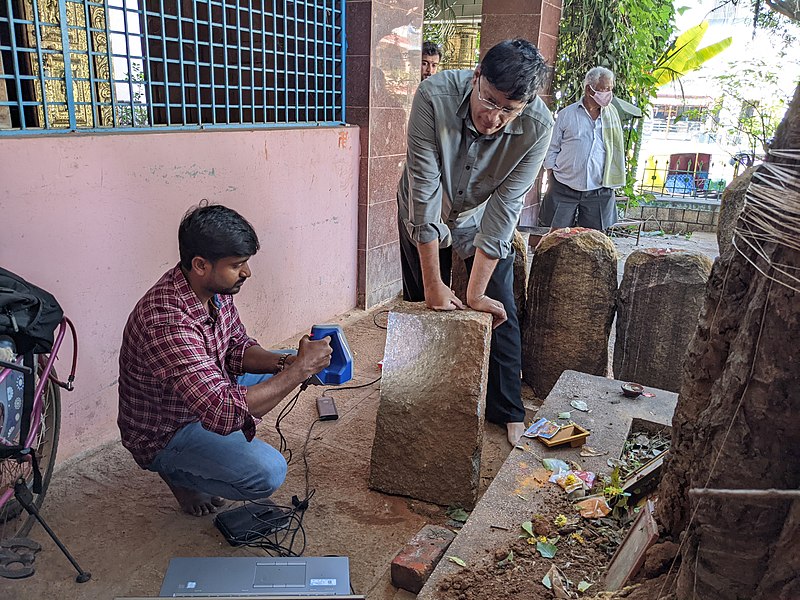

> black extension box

[{"left": 214, "top": 500, "right": 291, "bottom": 546}]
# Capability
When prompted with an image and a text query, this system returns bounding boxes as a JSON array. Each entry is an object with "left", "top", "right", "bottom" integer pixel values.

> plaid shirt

[{"left": 117, "top": 264, "right": 257, "bottom": 468}]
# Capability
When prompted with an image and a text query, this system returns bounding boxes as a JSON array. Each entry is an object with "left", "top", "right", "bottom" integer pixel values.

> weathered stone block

[
  {"left": 697, "top": 209, "right": 714, "bottom": 225},
  {"left": 672, "top": 221, "right": 688, "bottom": 234},
  {"left": 656, "top": 207, "right": 670, "bottom": 221},
  {"left": 627, "top": 206, "right": 643, "bottom": 219},
  {"left": 613, "top": 249, "right": 713, "bottom": 392},
  {"left": 643, "top": 220, "right": 661, "bottom": 232},
  {"left": 450, "top": 253, "right": 468, "bottom": 302},
  {"left": 684, "top": 209, "right": 700, "bottom": 223},
  {"left": 522, "top": 228, "right": 618, "bottom": 399},
  {"left": 512, "top": 230, "right": 530, "bottom": 329},
  {"left": 391, "top": 525, "right": 456, "bottom": 593},
  {"left": 669, "top": 208, "right": 685, "bottom": 221},
  {"left": 642, "top": 206, "right": 658, "bottom": 220},
  {"left": 449, "top": 230, "right": 529, "bottom": 330},
  {"left": 369, "top": 303, "right": 492, "bottom": 508},
  {"left": 712, "top": 210, "right": 719, "bottom": 226}
]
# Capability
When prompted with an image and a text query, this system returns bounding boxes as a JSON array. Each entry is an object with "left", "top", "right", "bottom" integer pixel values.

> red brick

[{"left": 390, "top": 525, "right": 456, "bottom": 593}]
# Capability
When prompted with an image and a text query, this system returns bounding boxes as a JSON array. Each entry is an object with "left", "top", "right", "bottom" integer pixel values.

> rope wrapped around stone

[{"left": 733, "top": 147, "right": 800, "bottom": 292}]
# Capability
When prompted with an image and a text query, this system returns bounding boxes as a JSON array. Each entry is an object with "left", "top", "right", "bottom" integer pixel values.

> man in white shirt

[{"left": 540, "top": 67, "right": 626, "bottom": 230}]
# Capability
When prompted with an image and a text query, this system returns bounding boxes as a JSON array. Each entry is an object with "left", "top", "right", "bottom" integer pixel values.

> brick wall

[{"left": 626, "top": 202, "right": 719, "bottom": 234}]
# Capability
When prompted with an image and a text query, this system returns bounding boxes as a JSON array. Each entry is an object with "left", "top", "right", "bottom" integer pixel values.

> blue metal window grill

[{"left": 0, "top": 0, "right": 345, "bottom": 134}]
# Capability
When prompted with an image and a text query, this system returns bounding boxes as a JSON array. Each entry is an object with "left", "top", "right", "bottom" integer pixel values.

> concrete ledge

[{"left": 417, "top": 370, "right": 678, "bottom": 599}]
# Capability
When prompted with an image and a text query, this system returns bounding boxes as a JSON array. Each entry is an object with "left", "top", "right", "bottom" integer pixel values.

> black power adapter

[{"left": 316, "top": 396, "right": 339, "bottom": 420}]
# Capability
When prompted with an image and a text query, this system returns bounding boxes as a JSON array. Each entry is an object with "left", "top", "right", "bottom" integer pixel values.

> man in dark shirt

[
  {"left": 398, "top": 39, "right": 554, "bottom": 446},
  {"left": 118, "top": 204, "right": 331, "bottom": 516}
]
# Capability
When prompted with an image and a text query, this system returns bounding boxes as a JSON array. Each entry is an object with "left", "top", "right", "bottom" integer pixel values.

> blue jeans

[{"left": 148, "top": 371, "right": 287, "bottom": 500}]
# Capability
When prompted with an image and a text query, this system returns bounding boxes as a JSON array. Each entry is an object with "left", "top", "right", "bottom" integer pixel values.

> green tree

[{"left": 710, "top": 58, "right": 793, "bottom": 158}]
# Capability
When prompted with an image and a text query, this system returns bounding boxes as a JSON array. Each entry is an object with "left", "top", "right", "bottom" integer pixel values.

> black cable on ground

[
  {"left": 372, "top": 309, "right": 389, "bottom": 330},
  {"left": 322, "top": 375, "right": 382, "bottom": 397},
  {"left": 235, "top": 356, "right": 381, "bottom": 556}
]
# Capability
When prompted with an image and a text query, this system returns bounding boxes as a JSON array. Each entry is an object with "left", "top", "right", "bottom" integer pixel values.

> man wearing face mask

[
  {"left": 540, "top": 66, "right": 625, "bottom": 231},
  {"left": 397, "top": 39, "right": 554, "bottom": 446}
]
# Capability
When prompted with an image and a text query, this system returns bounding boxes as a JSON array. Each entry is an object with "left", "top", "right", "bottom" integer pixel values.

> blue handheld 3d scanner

[{"left": 309, "top": 324, "right": 353, "bottom": 386}]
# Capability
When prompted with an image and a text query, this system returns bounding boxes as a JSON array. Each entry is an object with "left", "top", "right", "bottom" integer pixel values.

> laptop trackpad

[{"left": 253, "top": 562, "right": 306, "bottom": 588}]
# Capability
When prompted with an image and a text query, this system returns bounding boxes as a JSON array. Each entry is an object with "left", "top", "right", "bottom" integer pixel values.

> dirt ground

[{"left": 2, "top": 232, "right": 718, "bottom": 600}]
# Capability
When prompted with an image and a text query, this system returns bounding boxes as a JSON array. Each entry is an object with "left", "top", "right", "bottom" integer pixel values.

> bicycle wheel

[{"left": 0, "top": 362, "right": 61, "bottom": 540}]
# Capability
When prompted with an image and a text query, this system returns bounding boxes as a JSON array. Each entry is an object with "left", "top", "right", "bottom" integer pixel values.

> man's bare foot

[
  {"left": 506, "top": 422, "right": 526, "bottom": 446},
  {"left": 159, "top": 474, "right": 226, "bottom": 516}
]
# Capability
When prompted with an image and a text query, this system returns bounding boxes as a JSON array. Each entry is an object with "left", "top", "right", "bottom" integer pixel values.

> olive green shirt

[{"left": 397, "top": 70, "right": 554, "bottom": 259}]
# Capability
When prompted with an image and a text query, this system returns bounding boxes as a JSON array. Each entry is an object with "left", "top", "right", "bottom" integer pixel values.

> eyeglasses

[{"left": 476, "top": 77, "right": 526, "bottom": 117}]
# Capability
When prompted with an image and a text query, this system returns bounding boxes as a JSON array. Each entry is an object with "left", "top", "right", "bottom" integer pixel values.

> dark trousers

[
  {"left": 539, "top": 177, "right": 616, "bottom": 231},
  {"left": 398, "top": 219, "right": 525, "bottom": 424}
]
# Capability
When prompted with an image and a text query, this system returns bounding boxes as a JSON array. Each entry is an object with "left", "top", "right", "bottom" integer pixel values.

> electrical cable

[
  {"left": 322, "top": 375, "right": 381, "bottom": 397},
  {"left": 372, "top": 309, "right": 389, "bottom": 330},
  {"left": 226, "top": 347, "right": 382, "bottom": 557},
  {"left": 274, "top": 378, "right": 311, "bottom": 465},
  {"left": 225, "top": 381, "right": 319, "bottom": 557}
]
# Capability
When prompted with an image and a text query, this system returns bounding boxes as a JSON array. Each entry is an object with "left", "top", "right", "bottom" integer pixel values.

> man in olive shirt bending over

[{"left": 397, "top": 38, "right": 554, "bottom": 445}]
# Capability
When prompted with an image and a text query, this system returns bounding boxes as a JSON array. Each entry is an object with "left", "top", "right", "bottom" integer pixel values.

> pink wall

[{"left": 0, "top": 126, "right": 360, "bottom": 463}]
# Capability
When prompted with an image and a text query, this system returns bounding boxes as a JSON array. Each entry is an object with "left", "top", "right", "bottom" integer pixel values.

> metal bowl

[{"left": 621, "top": 382, "right": 644, "bottom": 398}]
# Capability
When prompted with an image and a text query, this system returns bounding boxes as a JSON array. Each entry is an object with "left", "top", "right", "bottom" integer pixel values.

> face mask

[{"left": 591, "top": 86, "right": 613, "bottom": 107}]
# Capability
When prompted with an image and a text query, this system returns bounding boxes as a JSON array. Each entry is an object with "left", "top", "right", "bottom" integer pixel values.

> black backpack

[{"left": 0, "top": 266, "right": 64, "bottom": 354}]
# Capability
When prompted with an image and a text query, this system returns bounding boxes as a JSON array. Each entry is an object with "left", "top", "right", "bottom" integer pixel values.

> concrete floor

[
  {"left": 2, "top": 232, "right": 720, "bottom": 600},
  {"left": 3, "top": 302, "right": 515, "bottom": 600}
]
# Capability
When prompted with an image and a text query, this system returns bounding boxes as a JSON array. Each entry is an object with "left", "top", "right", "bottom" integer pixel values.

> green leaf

[
  {"left": 542, "top": 458, "right": 569, "bottom": 472},
  {"left": 685, "top": 36, "right": 733, "bottom": 71},
  {"left": 446, "top": 555, "right": 467, "bottom": 567},
  {"left": 578, "top": 581, "right": 593, "bottom": 592},
  {"left": 446, "top": 507, "right": 470, "bottom": 522},
  {"left": 521, "top": 521, "right": 535, "bottom": 537},
  {"left": 536, "top": 541, "right": 558, "bottom": 558},
  {"left": 497, "top": 550, "right": 514, "bottom": 567},
  {"left": 652, "top": 21, "right": 732, "bottom": 87},
  {"left": 542, "top": 572, "right": 552, "bottom": 589}
]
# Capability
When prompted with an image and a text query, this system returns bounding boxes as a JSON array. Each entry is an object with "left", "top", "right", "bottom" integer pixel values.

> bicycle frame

[{"left": 0, "top": 318, "right": 71, "bottom": 510}]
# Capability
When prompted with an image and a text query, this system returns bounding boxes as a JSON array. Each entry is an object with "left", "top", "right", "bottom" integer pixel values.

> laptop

[
  {"left": 154, "top": 556, "right": 354, "bottom": 597},
  {"left": 114, "top": 594, "right": 367, "bottom": 600}
]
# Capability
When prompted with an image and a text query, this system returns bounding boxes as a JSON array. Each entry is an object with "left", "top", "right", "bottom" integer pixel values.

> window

[{"left": 0, "top": 0, "right": 345, "bottom": 134}]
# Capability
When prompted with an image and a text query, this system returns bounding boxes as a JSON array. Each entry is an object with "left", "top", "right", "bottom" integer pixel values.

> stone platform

[{"left": 417, "top": 370, "right": 679, "bottom": 599}]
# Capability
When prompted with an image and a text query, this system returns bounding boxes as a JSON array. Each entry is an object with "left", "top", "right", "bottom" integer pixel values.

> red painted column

[
  {"left": 480, "top": 0, "right": 563, "bottom": 227},
  {"left": 346, "top": 0, "right": 422, "bottom": 307}
]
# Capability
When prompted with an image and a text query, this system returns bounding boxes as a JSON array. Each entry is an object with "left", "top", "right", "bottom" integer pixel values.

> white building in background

[{"left": 637, "top": 0, "right": 800, "bottom": 196}]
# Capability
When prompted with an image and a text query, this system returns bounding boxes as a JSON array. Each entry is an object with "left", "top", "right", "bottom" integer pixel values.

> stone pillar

[
  {"left": 613, "top": 249, "right": 713, "bottom": 393},
  {"left": 346, "top": 0, "right": 422, "bottom": 308},
  {"left": 449, "top": 230, "right": 529, "bottom": 327},
  {"left": 480, "top": 0, "right": 563, "bottom": 227},
  {"left": 522, "top": 228, "right": 618, "bottom": 399},
  {"left": 369, "top": 302, "right": 492, "bottom": 509}
]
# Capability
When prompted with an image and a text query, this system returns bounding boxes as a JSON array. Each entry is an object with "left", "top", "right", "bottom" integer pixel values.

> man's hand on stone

[
  {"left": 296, "top": 335, "right": 333, "bottom": 379},
  {"left": 467, "top": 293, "right": 507, "bottom": 329},
  {"left": 425, "top": 281, "right": 465, "bottom": 312}
]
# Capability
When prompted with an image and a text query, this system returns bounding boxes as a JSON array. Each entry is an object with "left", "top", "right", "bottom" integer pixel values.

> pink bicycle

[{"left": 0, "top": 305, "right": 90, "bottom": 581}]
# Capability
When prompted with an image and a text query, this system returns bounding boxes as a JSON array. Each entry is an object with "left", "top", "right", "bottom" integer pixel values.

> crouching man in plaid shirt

[{"left": 118, "top": 204, "right": 332, "bottom": 516}]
